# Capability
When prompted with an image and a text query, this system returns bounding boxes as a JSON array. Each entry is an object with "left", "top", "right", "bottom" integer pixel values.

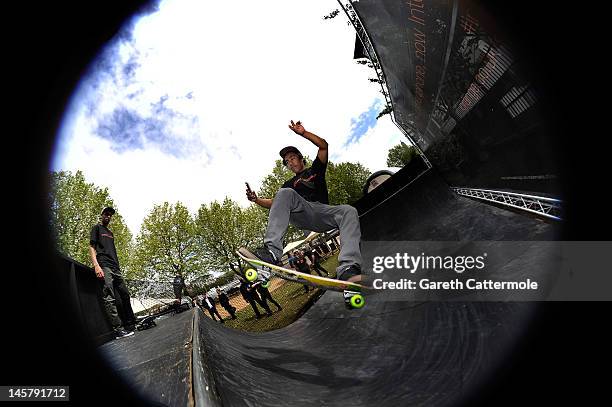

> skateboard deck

[{"left": 236, "top": 248, "right": 366, "bottom": 293}]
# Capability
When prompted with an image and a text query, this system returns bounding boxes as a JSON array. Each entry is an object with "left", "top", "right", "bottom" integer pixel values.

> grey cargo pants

[{"left": 264, "top": 188, "right": 362, "bottom": 276}]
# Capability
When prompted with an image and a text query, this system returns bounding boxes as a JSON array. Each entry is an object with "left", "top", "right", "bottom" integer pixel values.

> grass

[{"left": 205, "top": 254, "right": 340, "bottom": 332}]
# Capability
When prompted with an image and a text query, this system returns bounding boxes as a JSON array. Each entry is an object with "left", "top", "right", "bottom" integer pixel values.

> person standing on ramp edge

[
  {"left": 244, "top": 120, "right": 362, "bottom": 284},
  {"left": 89, "top": 207, "right": 136, "bottom": 339}
]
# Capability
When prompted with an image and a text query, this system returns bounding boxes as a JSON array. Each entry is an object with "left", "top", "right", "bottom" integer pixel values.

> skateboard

[{"left": 236, "top": 248, "right": 367, "bottom": 309}]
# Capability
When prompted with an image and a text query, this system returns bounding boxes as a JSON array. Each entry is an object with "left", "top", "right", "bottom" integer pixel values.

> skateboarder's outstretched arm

[{"left": 288, "top": 120, "right": 328, "bottom": 164}]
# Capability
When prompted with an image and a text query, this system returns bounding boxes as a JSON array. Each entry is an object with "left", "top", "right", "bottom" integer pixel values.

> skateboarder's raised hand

[
  {"left": 287, "top": 120, "right": 328, "bottom": 164},
  {"left": 288, "top": 120, "right": 306, "bottom": 136}
]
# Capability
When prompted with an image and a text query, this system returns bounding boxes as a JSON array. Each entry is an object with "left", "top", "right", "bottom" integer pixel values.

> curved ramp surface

[
  {"left": 196, "top": 299, "right": 534, "bottom": 406},
  {"left": 98, "top": 171, "right": 558, "bottom": 406},
  {"left": 191, "top": 170, "right": 559, "bottom": 406},
  {"left": 99, "top": 309, "right": 195, "bottom": 406}
]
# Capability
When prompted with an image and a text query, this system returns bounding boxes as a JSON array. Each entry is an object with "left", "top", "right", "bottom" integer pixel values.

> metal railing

[{"left": 452, "top": 187, "right": 562, "bottom": 220}]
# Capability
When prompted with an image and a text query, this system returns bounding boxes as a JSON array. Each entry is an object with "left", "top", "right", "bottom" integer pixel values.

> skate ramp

[
  {"left": 191, "top": 170, "right": 558, "bottom": 406},
  {"left": 195, "top": 296, "right": 535, "bottom": 406},
  {"left": 99, "top": 309, "right": 195, "bottom": 406},
  {"left": 100, "top": 170, "right": 559, "bottom": 406}
]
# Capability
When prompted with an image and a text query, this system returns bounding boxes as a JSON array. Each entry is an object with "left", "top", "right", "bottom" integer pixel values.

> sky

[{"left": 52, "top": 0, "right": 407, "bottom": 235}]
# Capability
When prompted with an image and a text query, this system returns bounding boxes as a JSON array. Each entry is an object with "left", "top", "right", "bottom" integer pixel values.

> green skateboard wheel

[
  {"left": 262, "top": 279, "right": 271, "bottom": 288},
  {"left": 349, "top": 293, "right": 365, "bottom": 309},
  {"left": 245, "top": 268, "right": 258, "bottom": 282}
]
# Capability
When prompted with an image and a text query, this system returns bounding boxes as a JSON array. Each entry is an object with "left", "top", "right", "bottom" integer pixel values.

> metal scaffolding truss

[
  {"left": 452, "top": 187, "right": 562, "bottom": 220},
  {"left": 337, "top": 0, "right": 432, "bottom": 168}
]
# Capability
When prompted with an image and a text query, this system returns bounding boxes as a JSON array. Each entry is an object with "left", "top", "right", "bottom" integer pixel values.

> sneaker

[
  {"left": 115, "top": 329, "right": 135, "bottom": 339},
  {"left": 252, "top": 246, "right": 281, "bottom": 266},
  {"left": 338, "top": 264, "right": 361, "bottom": 282}
]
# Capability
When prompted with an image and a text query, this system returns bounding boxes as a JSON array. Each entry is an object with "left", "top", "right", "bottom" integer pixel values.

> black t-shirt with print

[
  {"left": 89, "top": 223, "right": 120, "bottom": 269},
  {"left": 281, "top": 156, "right": 329, "bottom": 204}
]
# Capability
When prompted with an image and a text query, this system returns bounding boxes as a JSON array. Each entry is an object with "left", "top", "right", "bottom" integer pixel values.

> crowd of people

[
  {"left": 288, "top": 246, "right": 329, "bottom": 293},
  {"left": 194, "top": 244, "right": 332, "bottom": 322}
]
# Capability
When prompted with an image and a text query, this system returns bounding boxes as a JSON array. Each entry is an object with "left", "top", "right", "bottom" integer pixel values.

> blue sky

[
  {"left": 346, "top": 99, "right": 382, "bottom": 147},
  {"left": 53, "top": 0, "right": 406, "bottom": 234}
]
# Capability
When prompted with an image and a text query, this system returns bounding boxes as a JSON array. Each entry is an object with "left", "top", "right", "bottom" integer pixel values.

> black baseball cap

[
  {"left": 101, "top": 206, "right": 116, "bottom": 215},
  {"left": 279, "top": 146, "right": 303, "bottom": 165},
  {"left": 279, "top": 146, "right": 303, "bottom": 159}
]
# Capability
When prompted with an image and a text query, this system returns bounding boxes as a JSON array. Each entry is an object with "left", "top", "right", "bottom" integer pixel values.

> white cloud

[{"left": 53, "top": 0, "right": 407, "bottom": 234}]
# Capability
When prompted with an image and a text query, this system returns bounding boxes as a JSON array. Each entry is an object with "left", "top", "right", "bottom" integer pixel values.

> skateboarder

[
  {"left": 245, "top": 120, "right": 362, "bottom": 283},
  {"left": 89, "top": 207, "right": 135, "bottom": 339}
]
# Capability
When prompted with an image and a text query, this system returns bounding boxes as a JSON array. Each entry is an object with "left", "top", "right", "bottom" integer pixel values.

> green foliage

[
  {"left": 386, "top": 141, "right": 418, "bottom": 167},
  {"left": 194, "top": 198, "right": 264, "bottom": 274},
  {"left": 258, "top": 159, "right": 299, "bottom": 200},
  {"left": 206, "top": 271, "right": 237, "bottom": 290},
  {"left": 50, "top": 152, "right": 373, "bottom": 288},
  {"left": 323, "top": 9, "right": 340, "bottom": 20},
  {"left": 132, "top": 202, "right": 202, "bottom": 282},
  {"left": 48, "top": 170, "right": 133, "bottom": 270},
  {"left": 327, "top": 162, "right": 371, "bottom": 205}
]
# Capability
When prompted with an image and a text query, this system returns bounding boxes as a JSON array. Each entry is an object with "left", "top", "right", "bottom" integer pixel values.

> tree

[
  {"left": 386, "top": 142, "right": 418, "bottom": 167},
  {"left": 132, "top": 202, "right": 201, "bottom": 282},
  {"left": 257, "top": 158, "right": 299, "bottom": 200},
  {"left": 194, "top": 198, "right": 264, "bottom": 275},
  {"left": 48, "top": 170, "right": 133, "bottom": 271},
  {"left": 327, "top": 162, "right": 372, "bottom": 205}
]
